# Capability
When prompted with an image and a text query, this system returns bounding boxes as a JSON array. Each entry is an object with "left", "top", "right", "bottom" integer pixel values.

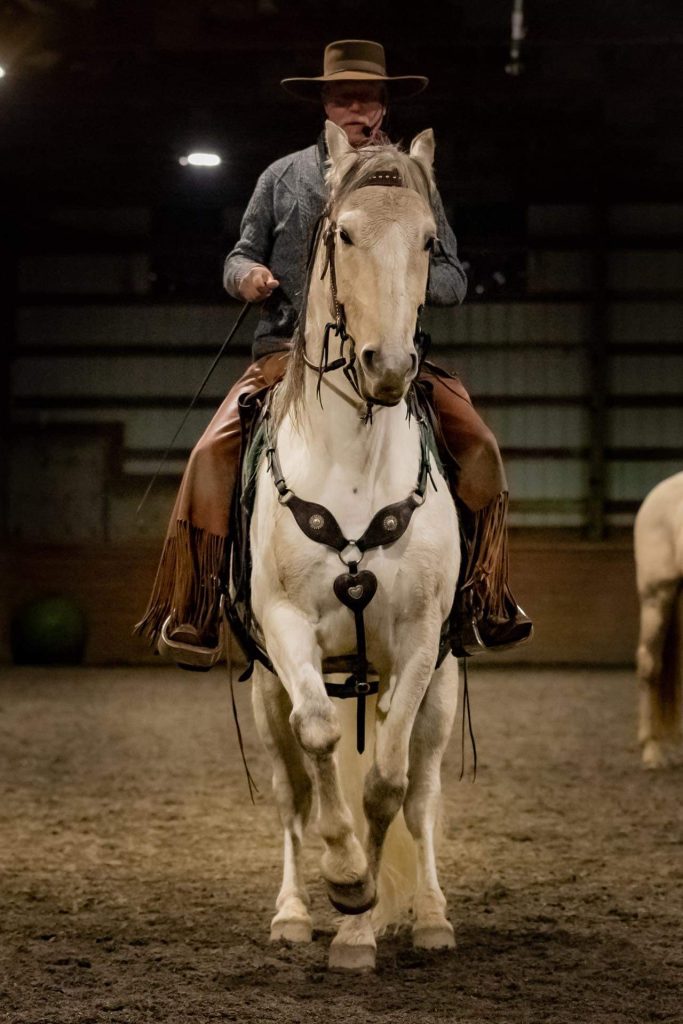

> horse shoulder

[
  {"left": 634, "top": 471, "right": 683, "bottom": 589},
  {"left": 250, "top": 451, "right": 330, "bottom": 614},
  {"left": 374, "top": 478, "right": 460, "bottom": 628}
]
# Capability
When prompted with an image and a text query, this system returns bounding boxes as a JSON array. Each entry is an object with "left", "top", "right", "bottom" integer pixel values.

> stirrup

[
  {"left": 451, "top": 607, "right": 534, "bottom": 658},
  {"left": 158, "top": 616, "right": 224, "bottom": 672}
]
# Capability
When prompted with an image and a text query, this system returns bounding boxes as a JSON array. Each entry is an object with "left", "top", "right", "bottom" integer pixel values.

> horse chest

[
  {"left": 265, "top": 477, "right": 457, "bottom": 621},
  {"left": 250, "top": 404, "right": 459, "bottom": 666}
]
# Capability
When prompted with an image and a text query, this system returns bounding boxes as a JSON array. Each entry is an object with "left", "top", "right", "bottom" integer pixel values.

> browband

[{"left": 361, "top": 168, "right": 403, "bottom": 188}]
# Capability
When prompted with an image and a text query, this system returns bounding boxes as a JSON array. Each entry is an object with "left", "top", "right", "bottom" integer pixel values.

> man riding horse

[{"left": 136, "top": 39, "right": 533, "bottom": 669}]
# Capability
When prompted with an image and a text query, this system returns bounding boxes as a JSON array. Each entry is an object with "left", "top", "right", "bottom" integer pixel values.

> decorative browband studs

[{"left": 363, "top": 168, "right": 403, "bottom": 188}]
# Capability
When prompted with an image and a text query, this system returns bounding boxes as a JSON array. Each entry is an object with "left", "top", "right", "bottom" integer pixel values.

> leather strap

[
  {"left": 264, "top": 404, "right": 436, "bottom": 753},
  {"left": 266, "top": 410, "right": 433, "bottom": 557}
]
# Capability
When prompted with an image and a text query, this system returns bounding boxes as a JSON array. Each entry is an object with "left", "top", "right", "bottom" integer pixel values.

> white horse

[
  {"left": 247, "top": 123, "right": 461, "bottom": 970},
  {"left": 634, "top": 470, "right": 683, "bottom": 769}
]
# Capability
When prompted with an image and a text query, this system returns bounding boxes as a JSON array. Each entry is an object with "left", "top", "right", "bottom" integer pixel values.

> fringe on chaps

[
  {"left": 135, "top": 493, "right": 514, "bottom": 648},
  {"left": 135, "top": 521, "right": 226, "bottom": 645}
]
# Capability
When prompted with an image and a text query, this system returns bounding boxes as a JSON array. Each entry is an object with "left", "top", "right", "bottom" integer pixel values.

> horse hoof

[
  {"left": 326, "top": 876, "right": 377, "bottom": 916},
  {"left": 328, "top": 942, "right": 376, "bottom": 972},
  {"left": 270, "top": 917, "right": 313, "bottom": 944},
  {"left": 642, "top": 739, "right": 671, "bottom": 770},
  {"left": 413, "top": 922, "right": 456, "bottom": 950}
]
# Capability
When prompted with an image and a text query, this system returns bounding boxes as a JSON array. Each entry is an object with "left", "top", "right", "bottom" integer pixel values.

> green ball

[{"left": 11, "top": 596, "right": 88, "bottom": 665}]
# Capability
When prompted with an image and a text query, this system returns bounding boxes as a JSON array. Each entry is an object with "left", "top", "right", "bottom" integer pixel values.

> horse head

[{"left": 323, "top": 121, "right": 438, "bottom": 407}]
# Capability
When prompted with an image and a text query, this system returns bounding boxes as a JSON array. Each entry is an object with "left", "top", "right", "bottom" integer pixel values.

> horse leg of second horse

[
  {"left": 252, "top": 665, "right": 314, "bottom": 942},
  {"left": 403, "top": 656, "right": 459, "bottom": 949},
  {"left": 637, "top": 580, "right": 679, "bottom": 768},
  {"left": 262, "top": 605, "right": 374, "bottom": 913}
]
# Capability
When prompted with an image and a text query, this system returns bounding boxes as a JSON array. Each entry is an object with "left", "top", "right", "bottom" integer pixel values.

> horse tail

[{"left": 334, "top": 694, "right": 417, "bottom": 935}]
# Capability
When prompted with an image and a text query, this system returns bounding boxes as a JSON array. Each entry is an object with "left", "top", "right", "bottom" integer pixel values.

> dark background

[{"left": 2, "top": 0, "right": 682, "bottom": 300}]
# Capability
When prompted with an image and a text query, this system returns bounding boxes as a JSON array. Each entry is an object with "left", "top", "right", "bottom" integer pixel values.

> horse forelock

[{"left": 325, "top": 142, "right": 434, "bottom": 211}]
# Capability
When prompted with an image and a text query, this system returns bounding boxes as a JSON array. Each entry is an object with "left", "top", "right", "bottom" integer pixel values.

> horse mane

[{"left": 271, "top": 140, "right": 435, "bottom": 428}]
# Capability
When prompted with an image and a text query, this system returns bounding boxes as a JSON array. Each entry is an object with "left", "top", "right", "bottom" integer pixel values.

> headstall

[{"left": 302, "top": 167, "right": 432, "bottom": 418}]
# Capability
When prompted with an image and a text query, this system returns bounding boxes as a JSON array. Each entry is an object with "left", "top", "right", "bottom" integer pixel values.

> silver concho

[
  {"left": 309, "top": 513, "right": 325, "bottom": 531},
  {"left": 383, "top": 514, "right": 399, "bottom": 532}
]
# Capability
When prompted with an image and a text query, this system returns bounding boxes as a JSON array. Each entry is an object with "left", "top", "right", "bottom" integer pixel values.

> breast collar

[{"left": 263, "top": 402, "right": 436, "bottom": 754}]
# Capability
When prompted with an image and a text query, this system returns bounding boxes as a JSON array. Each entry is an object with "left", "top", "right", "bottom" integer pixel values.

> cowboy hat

[{"left": 281, "top": 39, "right": 428, "bottom": 101}]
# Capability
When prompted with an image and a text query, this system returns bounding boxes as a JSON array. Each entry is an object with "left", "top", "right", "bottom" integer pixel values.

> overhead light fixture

[
  {"left": 505, "top": 0, "right": 526, "bottom": 76},
  {"left": 179, "top": 152, "right": 222, "bottom": 168},
  {"left": 0, "top": 66, "right": 6, "bottom": 79}
]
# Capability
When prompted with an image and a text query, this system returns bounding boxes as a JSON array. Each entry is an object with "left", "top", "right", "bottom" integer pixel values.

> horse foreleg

[
  {"left": 262, "top": 605, "right": 374, "bottom": 915},
  {"left": 252, "top": 665, "right": 314, "bottom": 942},
  {"left": 329, "top": 911, "right": 376, "bottom": 972},
  {"left": 403, "top": 656, "right": 459, "bottom": 950},
  {"left": 363, "top": 632, "right": 438, "bottom": 884},
  {"left": 636, "top": 580, "right": 680, "bottom": 768}
]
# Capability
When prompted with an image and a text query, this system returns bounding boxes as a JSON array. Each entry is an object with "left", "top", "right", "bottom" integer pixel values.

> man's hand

[{"left": 238, "top": 265, "right": 280, "bottom": 302}]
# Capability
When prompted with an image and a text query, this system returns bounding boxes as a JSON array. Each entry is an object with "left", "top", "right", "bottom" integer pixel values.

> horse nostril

[
  {"left": 410, "top": 352, "right": 418, "bottom": 374},
  {"left": 361, "top": 348, "right": 377, "bottom": 372}
]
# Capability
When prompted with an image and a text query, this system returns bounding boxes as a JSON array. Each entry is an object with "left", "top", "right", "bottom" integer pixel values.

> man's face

[{"left": 322, "top": 82, "right": 387, "bottom": 148}]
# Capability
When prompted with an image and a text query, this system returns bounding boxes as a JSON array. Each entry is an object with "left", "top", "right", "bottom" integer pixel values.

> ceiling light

[
  {"left": 0, "top": 66, "right": 6, "bottom": 79},
  {"left": 179, "top": 152, "right": 222, "bottom": 168}
]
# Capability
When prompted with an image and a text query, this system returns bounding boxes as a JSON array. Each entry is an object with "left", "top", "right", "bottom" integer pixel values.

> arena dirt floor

[{"left": 0, "top": 664, "right": 681, "bottom": 1024}]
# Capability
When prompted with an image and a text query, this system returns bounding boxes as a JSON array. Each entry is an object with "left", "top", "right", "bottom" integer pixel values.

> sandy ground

[{"left": 0, "top": 665, "right": 681, "bottom": 1024}]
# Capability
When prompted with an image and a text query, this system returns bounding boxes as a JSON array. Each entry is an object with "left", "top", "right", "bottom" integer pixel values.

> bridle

[{"left": 301, "top": 167, "right": 433, "bottom": 417}]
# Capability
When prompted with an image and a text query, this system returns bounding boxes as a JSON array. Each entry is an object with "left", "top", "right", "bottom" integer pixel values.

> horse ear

[
  {"left": 409, "top": 129, "right": 435, "bottom": 170},
  {"left": 325, "top": 120, "right": 354, "bottom": 165}
]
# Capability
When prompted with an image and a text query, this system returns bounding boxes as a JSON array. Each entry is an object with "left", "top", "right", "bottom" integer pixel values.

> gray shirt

[{"left": 224, "top": 134, "right": 468, "bottom": 359}]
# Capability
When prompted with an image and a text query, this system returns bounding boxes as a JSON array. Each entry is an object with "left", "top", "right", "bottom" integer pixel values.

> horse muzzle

[{"left": 358, "top": 346, "right": 417, "bottom": 405}]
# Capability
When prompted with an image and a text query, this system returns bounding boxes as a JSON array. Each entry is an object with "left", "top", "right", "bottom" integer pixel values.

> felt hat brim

[{"left": 281, "top": 72, "right": 429, "bottom": 102}]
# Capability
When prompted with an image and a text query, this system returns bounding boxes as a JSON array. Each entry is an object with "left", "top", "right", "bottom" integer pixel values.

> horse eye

[
  {"left": 339, "top": 228, "right": 353, "bottom": 246},
  {"left": 424, "top": 236, "right": 436, "bottom": 252}
]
